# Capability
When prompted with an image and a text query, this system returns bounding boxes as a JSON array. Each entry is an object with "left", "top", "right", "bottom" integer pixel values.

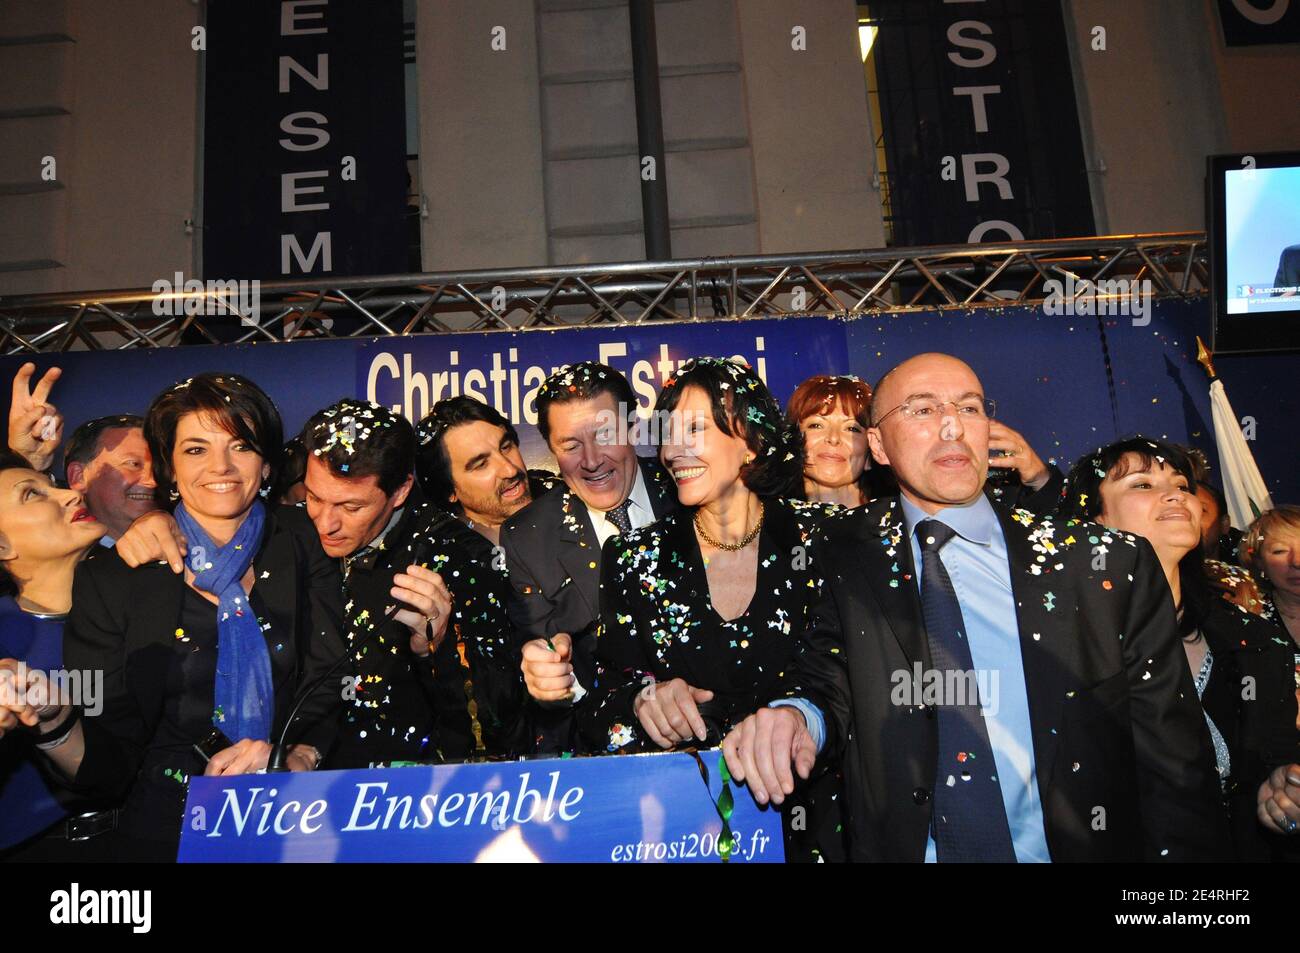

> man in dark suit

[
  {"left": 723, "top": 352, "right": 1231, "bottom": 862},
  {"left": 1274, "top": 243, "right": 1300, "bottom": 295},
  {"left": 501, "top": 362, "right": 678, "bottom": 752}
]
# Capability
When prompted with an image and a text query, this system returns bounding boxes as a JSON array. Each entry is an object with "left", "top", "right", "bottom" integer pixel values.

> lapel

[
  {"left": 251, "top": 508, "right": 300, "bottom": 663},
  {"left": 128, "top": 563, "right": 186, "bottom": 656},
  {"left": 554, "top": 486, "right": 601, "bottom": 620},
  {"left": 858, "top": 497, "right": 931, "bottom": 671},
  {"left": 639, "top": 456, "right": 680, "bottom": 520},
  {"left": 994, "top": 505, "right": 1080, "bottom": 794}
]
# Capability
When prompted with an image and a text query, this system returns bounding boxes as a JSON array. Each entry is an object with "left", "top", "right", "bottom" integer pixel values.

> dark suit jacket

[
  {"left": 63, "top": 505, "right": 345, "bottom": 850},
  {"left": 500, "top": 456, "right": 679, "bottom": 751},
  {"left": 782, "top": 496, "right": 1232, "bottom": 862},
  {"left": 1197, "top": 595, "right": 1300, "bottom": 860},
  {"left": 328, "top": 498, "right": 530, "bottom": 767}
]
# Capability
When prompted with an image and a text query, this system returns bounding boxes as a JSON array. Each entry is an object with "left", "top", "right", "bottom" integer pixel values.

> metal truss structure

[{"left": 0, "top": 232, "right": 1209, "bottom": 354}]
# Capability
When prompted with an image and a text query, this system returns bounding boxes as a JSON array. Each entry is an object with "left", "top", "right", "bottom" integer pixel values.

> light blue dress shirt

[{"left": 774, "top": 495, "right": 1051, "bottom": 863}]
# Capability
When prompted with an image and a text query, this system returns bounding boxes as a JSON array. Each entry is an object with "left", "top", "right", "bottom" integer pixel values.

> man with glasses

[{"left": 722, "top": 352, "right": 1230, "bottom": 862}]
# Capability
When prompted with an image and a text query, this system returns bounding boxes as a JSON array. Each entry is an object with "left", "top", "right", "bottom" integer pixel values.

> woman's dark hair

[
  {"left": 534, "top": 361, "right": 636, "bottom": 445},
  {"left": 1061, "top": 435, "right": 1209, "bottom": 639},
  {"left": 654, "top": 357, "right": 803, "bottom": 499},
  {"left": 144, "top": 373, "right": 283, "bottom": 501},
  {"left": 299, "top": 399, "right": 414, "bottom": 496},
  {"left": 416, "top": 396, "right": 521, "bottom": 511},
  {"left": 0, "top": 450, "right": 40, "bottom": 598}
]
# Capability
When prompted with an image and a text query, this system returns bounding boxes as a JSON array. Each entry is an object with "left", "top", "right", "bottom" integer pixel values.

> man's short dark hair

[
  {"left": 65, "top": 414, "right": 145, "bottom": 474},
  {"left": 534, "top": 361, "right": 636, "bottom": 444},
  {"left": 145, "top": 374, "right": 283, "bottom": 497},
  {"left": 415, "top": 396, "right": 520, "bottom": 511},
  {"left": 300, "top": 399, "right": 414, "bottom": 496}
]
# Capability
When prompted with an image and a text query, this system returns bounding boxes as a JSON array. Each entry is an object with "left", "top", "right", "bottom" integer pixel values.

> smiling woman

[
  {"left": 1061, "top": 436, "right": 1300, "bottom": 859},
  {"left": 786, "top": 374, "right": 876, "bottom": 508},
  {"left": 581, "top": 357, "right": 846, "bottom": 862},
  {"left": 22, "top": 373, "right": 349, "bottom": 861}
]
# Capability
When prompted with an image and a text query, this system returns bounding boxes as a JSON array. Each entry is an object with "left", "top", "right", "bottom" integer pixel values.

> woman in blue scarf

[{"left": 16, "top": 374, "right": 346, "bottom": 861}]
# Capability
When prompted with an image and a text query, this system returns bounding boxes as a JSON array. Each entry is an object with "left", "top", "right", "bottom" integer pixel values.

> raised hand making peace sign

[{"left": 7, "top": 362, "right": 64, "bottom": 473}]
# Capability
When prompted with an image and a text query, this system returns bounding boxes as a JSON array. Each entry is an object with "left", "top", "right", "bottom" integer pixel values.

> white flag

[{"left": 1208, "top": 379, "right": 1273, "bottom": 530}]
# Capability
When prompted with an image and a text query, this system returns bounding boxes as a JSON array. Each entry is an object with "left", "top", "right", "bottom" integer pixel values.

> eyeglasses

[{"left": 872, "top": 397, "right": 996, "bottom": 426}]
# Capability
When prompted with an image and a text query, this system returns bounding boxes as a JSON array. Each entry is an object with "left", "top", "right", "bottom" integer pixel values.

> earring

[{"left": 168, "top": 488, "right": 180, "bottom": 502}]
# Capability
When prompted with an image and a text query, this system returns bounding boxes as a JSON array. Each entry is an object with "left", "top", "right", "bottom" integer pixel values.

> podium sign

[{"left": 177, "top": 750, "right": 784, "bottom": 863}]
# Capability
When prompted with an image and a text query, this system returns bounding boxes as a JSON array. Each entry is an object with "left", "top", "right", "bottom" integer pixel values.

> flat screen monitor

[{"left": 1208, "top": 150, "right": 1300, "bottom": 354}]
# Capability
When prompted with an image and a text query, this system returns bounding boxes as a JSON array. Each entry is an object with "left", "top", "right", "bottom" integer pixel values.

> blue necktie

[{"left": 916, "top": 519, "right": 1017, "bottom": 863}]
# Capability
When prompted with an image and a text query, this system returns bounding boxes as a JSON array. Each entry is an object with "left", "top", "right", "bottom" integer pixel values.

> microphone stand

[{"left": 266, "top": 534, "right": 439, "bottom": 772}]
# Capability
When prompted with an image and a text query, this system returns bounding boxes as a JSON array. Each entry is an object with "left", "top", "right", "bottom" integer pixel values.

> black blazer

[
  {"left": 782, "top": 496, "right": 1232, "bottom": 862},
  {"left": 1196, "top": 595, "right": 1300, "bottom": 860},
  {"left": 328, "top": 498, "right": 530, "bottom": 766},
  {"left": 580, "top": 498, "right": 838, "bottom": 751},
  {"left": 1274, "top": 243, "right": 1300, "bottom": 292},
  {"left": 501, "top": 456, "right": 679, "bottom": 665},
  {"left": 500, "top": 456, "right": 679, "bottom": 750},
  {"left": 63, "top": 505, "right": 345, "bottom": 850}
]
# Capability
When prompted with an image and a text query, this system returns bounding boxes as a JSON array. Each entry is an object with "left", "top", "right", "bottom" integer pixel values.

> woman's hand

[
  {"left": 203, "top": 738, "right": 272, "bottom": 776},
  {"left": 117, "top": 511, "right": 188, "bottom": 572},
  {"left": 633, "top": 678, "right": 714, "bottom": 748},
  {"left": 0, "top": 658, "right": 71, "bottom": 739},
  {"left": 1257, "top": 763, "right": 1300, "bottom": 835},
  {"left": 7, "top": 363, "right": 63, "bottom": 474}
]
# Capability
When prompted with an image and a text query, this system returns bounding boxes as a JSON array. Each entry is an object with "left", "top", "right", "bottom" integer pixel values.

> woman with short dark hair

[
  {"left": 15, "top": 373, "right": 345, "bottom": 861},
  {"left": 1061, "top": 436, "right": 1299, "bottom": 858},
  {"left": 581, "top": 357, "right": 844, "bottom": 861}
]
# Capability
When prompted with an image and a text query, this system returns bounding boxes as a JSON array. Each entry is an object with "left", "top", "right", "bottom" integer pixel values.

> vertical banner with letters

[
  {"left": 1216, "top": 0, "right": 1300, "bottom": 46},
  {"left": 203, "top": 0, "right": 409, "bottom": 281},
  {"left": 865, "top": 0, "right": 1095, "bottom": 246}
]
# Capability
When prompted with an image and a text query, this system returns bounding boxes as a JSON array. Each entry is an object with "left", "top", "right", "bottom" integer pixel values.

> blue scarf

[{"left": 175, "top": 500, "right": 272, "bottom": 742}]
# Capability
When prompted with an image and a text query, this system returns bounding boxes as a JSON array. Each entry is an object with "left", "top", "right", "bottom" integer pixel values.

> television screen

[{"left": 1209, "top": 150, "right": 1300, "bottom": 354}]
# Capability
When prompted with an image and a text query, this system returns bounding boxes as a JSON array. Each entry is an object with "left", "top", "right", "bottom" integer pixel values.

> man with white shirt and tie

[
  {"left": 502, "top": 362, "right": 679, "bottom": 753},
  {"left": 722, "top": 352, "right": 1230, "bottom": 862}
]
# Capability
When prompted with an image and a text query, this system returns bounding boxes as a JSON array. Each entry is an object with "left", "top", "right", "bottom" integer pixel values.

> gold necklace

[{"left": 694, "top": 501, "right": 765, "bottom": 552}]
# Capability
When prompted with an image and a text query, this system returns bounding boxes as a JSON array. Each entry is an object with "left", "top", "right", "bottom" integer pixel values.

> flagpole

[{"left": 1195, "top": 336, "right": 1273, "bottom": 529}]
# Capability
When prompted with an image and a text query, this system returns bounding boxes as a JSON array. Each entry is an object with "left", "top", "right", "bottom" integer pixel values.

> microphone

[{"left": 266, "top": 529, "right": 445, "bottom": 773}]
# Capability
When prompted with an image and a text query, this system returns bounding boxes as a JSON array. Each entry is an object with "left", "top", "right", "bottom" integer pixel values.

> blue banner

[
  {"left": 2, "top": 303, "right": 1296, "bottom": 504},
  {"left": 357, "top": 318, "right": 848, "bottom": 467},
  {"left": 177, "top": 750, "right": 784, "bottom": 863}
]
